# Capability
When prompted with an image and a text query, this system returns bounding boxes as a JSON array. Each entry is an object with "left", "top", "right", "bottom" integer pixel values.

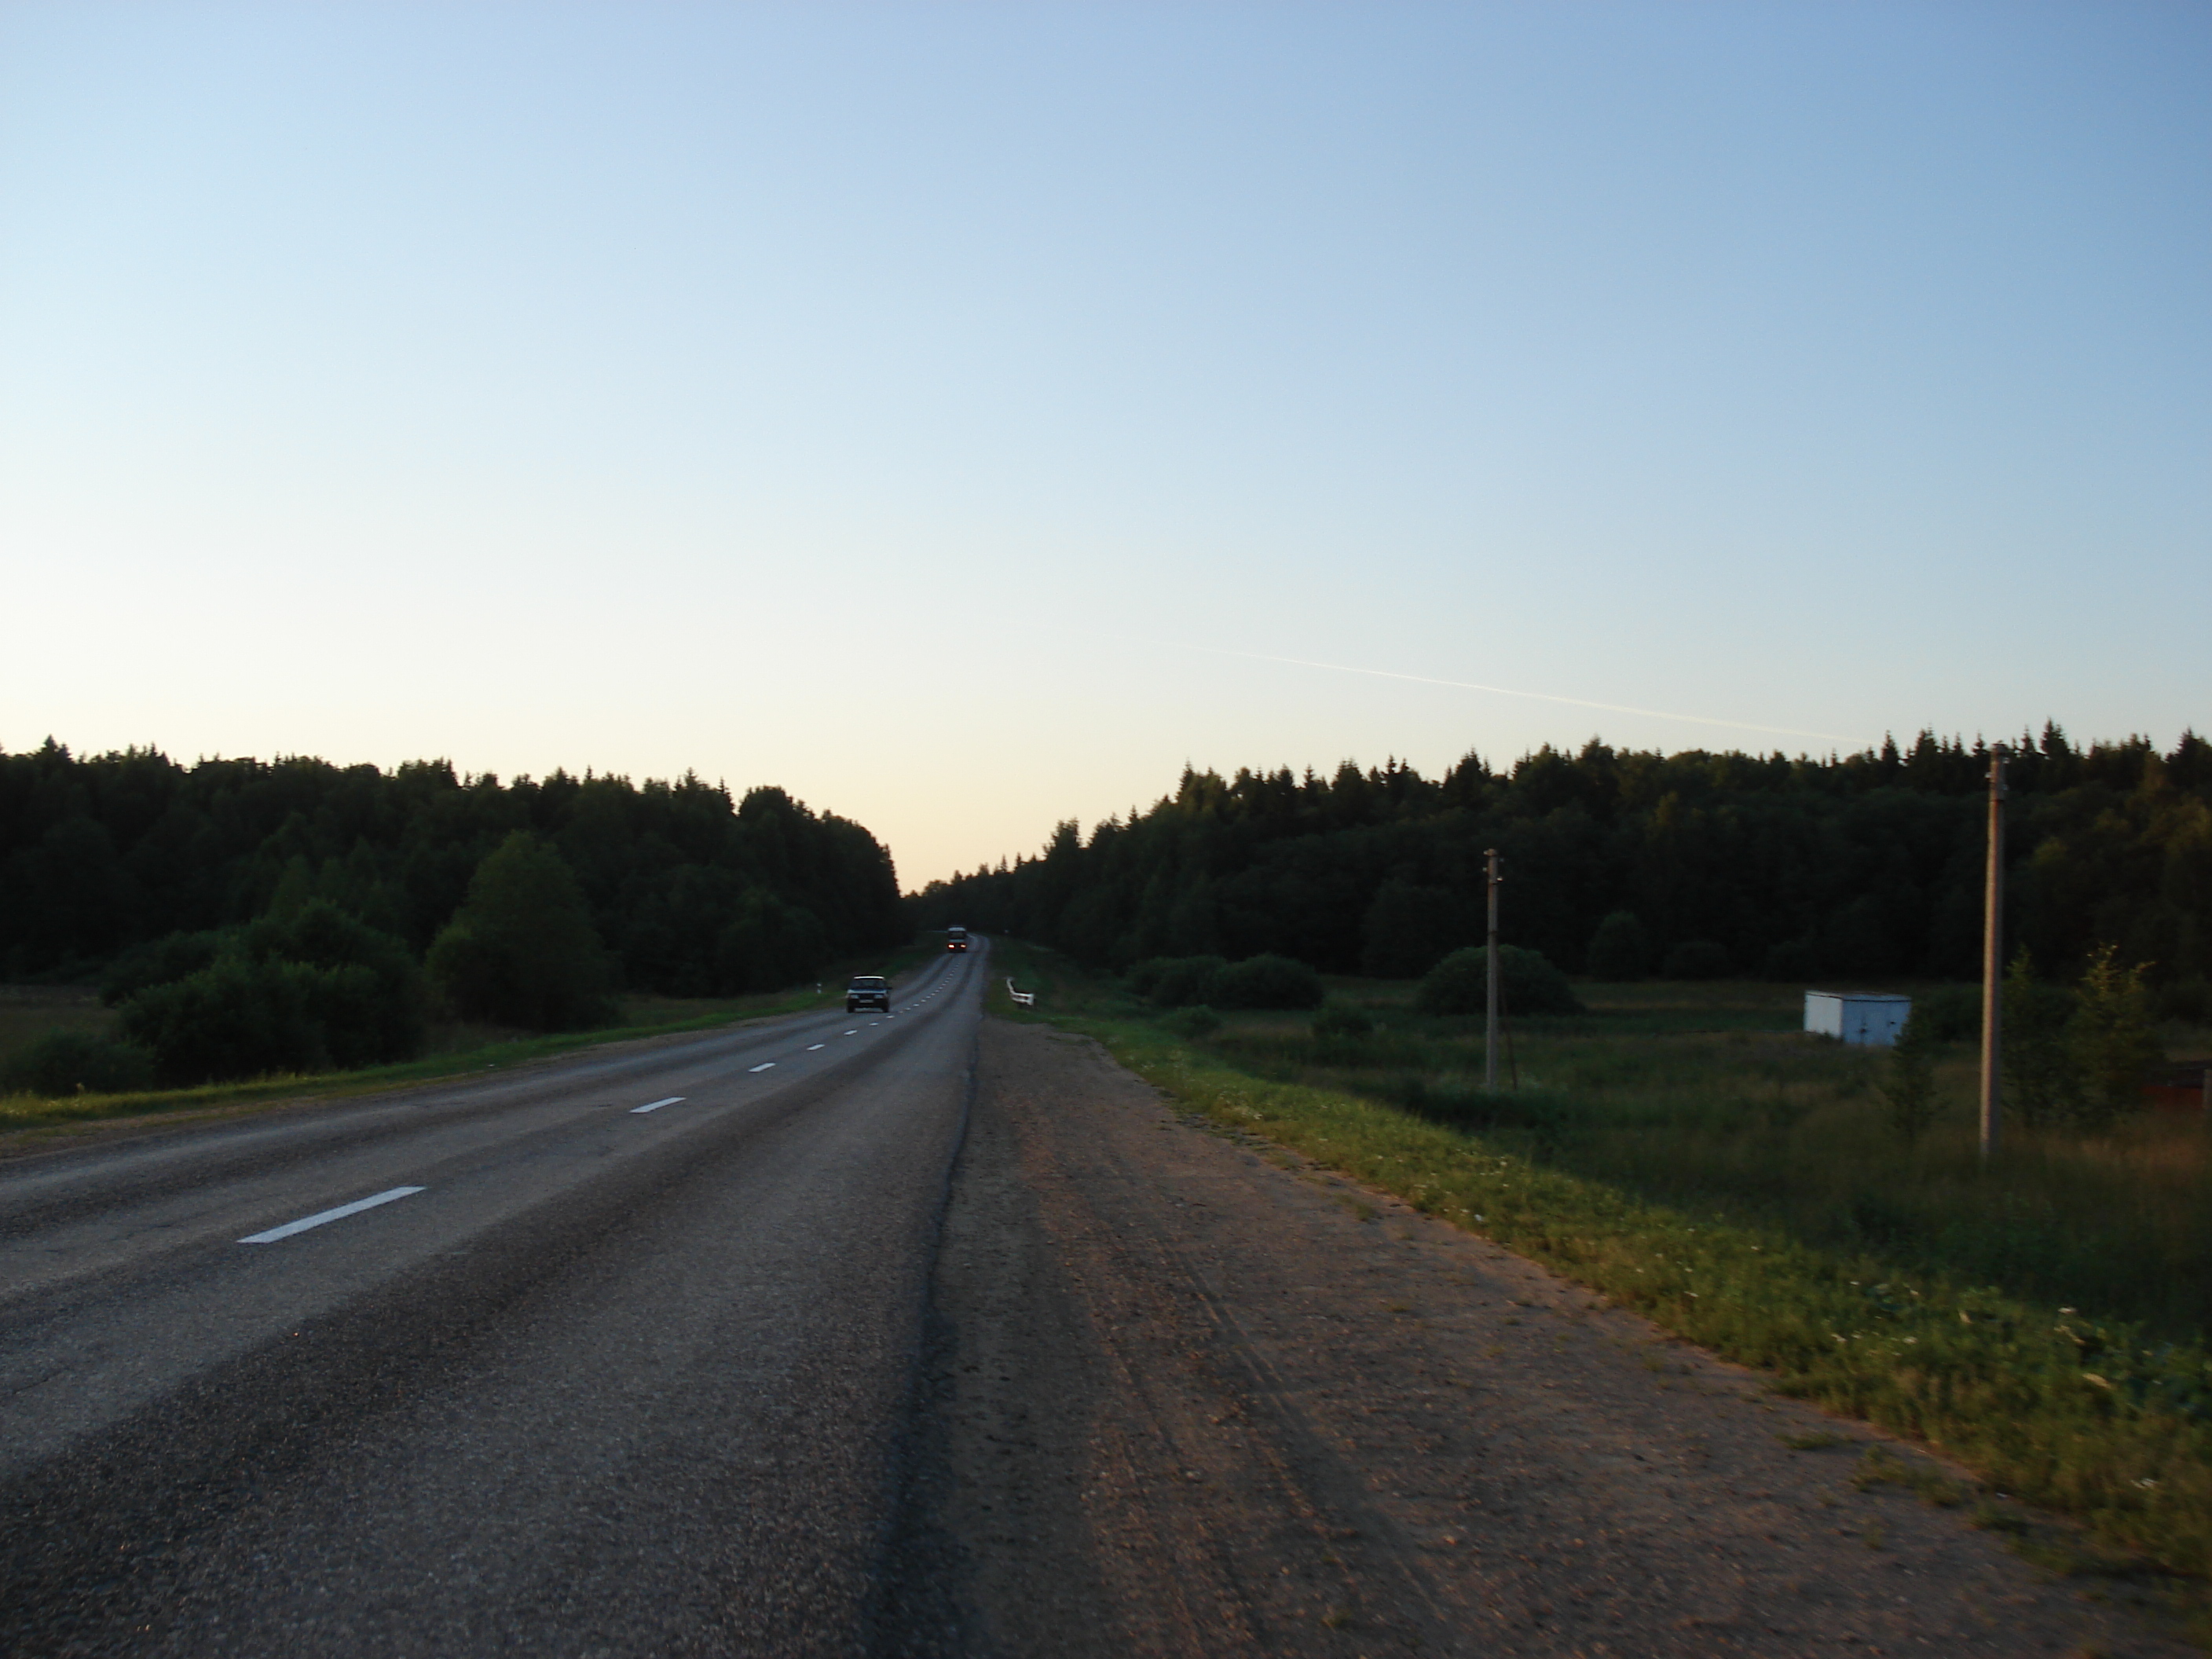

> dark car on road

[{"left": 846, "top": 975, "right": 891, "bottom": 1014}]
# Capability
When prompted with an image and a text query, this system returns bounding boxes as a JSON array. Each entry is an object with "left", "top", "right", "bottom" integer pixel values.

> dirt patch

[{"left": 878, "top": 1017, "right": 2192, "bottom": 1657}]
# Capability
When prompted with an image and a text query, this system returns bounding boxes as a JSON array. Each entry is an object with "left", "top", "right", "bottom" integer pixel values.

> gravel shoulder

[{"left": 880, "top": 1017, "right": 2191, "bottom": 1657}]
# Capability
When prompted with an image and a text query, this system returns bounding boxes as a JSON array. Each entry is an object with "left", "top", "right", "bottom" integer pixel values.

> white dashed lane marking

[
  {"left": 239, "top": 1186, "right": 425, "bottom": 1244},
  {"left": 749, "top": 1063, "right": 775, "bottom": 1073},
  {"left": 807, "top": 1043, "right": 825, "bottom": 1051},
  {"left": 630, "top": 1097, "right": 685, "bottom": 1115}
]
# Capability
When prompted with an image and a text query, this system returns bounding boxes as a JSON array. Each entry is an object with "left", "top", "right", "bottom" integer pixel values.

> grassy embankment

[
  {"left": 988, "top": 937, "right": 2212, "bottom": 1609},
  {"left": 0, "top": 941, "right": 938, "bottom": 1140}
]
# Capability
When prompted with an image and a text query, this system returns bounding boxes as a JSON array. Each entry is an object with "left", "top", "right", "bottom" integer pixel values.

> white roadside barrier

[{"left": 1006, "top": 977, "right": 1036, "bottom": 1009}]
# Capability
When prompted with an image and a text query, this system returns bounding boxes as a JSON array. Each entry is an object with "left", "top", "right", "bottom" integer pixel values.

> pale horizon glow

[{"left": 2, "top": 3, "right": 2204, "bottom": 889}]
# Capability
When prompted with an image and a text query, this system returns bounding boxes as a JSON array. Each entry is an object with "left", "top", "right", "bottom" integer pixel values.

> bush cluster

[
  {"left": 1126, "top": 952, "right": 1325, "bottom": 1013},
  {"left": 1139, "top": 954, "right": 1227, "bottom": 1009},
  {"left": 1414, "top": 945, "right": 1583, "bottom": 1016},
  {"left": 2003, "top": 946, "right": 2163, "bottom": 1130},
  {"left": 112, "top": 899, "right": 429, "bottom": 1086},
  {"left": 1159, "top": 1005, "right": 1222, "bottom": 1039},
  {"left": 1874, "top": 952, "right": 2166, "bottom": 1133},
  {"left": 28, "top": 837, "right": 647, "bottom": 1090}
]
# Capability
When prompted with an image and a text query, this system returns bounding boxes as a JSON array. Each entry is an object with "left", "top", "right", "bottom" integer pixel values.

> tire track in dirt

[{"left": 879, "top": 1019, "right": 2192, "bottom": 1657}]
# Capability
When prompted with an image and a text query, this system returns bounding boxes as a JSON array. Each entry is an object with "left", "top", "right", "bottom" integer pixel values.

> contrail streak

[{"left": 1170, "top": 643, "right": 1859, "bottom": 745}]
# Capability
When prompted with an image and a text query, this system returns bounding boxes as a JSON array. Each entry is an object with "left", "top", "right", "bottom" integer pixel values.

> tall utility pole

[
  {"left": 1979, "top": 749, "right": 2008, "bottom": 1162},
  {"left": 1485, "top": 848, "right": 1501, "bottom": 1092}
]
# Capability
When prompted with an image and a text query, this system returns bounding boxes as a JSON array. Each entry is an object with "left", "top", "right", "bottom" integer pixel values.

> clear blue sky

[{"left": 3, "top": 2, "right": 2205, "bottom": 886}]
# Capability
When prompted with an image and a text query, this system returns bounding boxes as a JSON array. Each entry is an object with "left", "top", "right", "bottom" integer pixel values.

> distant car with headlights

[
  {"left": 846, "top": 975, "right": 891, "bottom": 1013},
  {"left": 947, "top": 926, "right": 969, "bottom": 953}
]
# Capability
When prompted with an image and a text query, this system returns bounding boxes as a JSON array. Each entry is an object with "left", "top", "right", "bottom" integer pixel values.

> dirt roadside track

[{"left": 877, "top": 1018, "right": 2191, "bottom": 1658}]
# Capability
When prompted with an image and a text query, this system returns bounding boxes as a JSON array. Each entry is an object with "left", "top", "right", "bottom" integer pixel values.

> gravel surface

[{"left": 880, "top": 1018, "right": 2192, "bottom": 1658}]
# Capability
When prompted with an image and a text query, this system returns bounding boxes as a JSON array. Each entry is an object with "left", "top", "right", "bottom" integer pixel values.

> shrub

[
  {"left": 2002, "top": 950, "right": 2080, "bottom": 1129},
  {"left": 1159, "top": 1004, "right": 1221, "bottom": 1038},
  {"left": 109, "top": 899, "right": 430, "bottom": 1085},
  {"left": 427, "top": 833, "right": 615, "bottom": 1031},
  {"left": 1415, "top": 945, "right": 1584, "bottom": 1016},
  {"left": 1150, "top": 955, "right": 1228, "bottom": 1009},
  {"left": 1584, "top": 911, "right": 1653, "bottom": 981},
  {"left": 1661, "top": 939, "right": 1733, "bottom": 980},
  {"left": 1881, "top": 1013, "right": 1940, "bottom": 1141},
  {"left": 119, "top": 954, "right": 333, "bottom": 1084},
  {"left": 101, "top": 930, "right": 224, "bottom": 1007},
  {"left": 2069, "top": 944, "right": 2160, "bottom": 1128},
  {"left": 1311, "top": 1004, "right": 1374, "bottom": 1039},
  {"left": 0, "top": 1029, "right": 154, "bottom": 1097},
  {"left": 1209, "top": 954, "right": 1324, "bottom": 1011},
  {"left": 243, "top": 900, "right": 427, "bottom": 1067}
]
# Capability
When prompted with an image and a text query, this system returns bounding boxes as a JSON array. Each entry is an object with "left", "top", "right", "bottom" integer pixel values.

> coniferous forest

[
  {"left": 912, "top": 727, "right": 2212, "bottom": 1009},
  {"left": 0, "top": 742, "right": 905, "bottom": 1083}
]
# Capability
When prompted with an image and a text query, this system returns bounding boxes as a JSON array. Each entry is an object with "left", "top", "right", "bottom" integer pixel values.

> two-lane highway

[{"left": 0, "top": 944, "right": 986, "bottom": 1656}]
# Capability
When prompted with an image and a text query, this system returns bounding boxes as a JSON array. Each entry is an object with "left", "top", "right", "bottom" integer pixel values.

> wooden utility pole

[
  {"left": 1979, "top": 749, "right": 2007, "bottom": 1162},
  {"left": 1485, "top": 848, "right": 1501, "bottom": 1092}
]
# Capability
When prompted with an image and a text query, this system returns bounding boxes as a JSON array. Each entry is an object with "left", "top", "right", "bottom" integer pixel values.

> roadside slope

[{"left": 882, "top": 1017, "right": 2188, "bottom": 1657}]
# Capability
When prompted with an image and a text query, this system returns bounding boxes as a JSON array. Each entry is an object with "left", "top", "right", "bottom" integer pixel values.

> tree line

[
  {"left": 910, "top": 727, "right": 2212, "bottom": 1008},
  {"left": 0, "top": 741, "right": 906, "bottom": 1086}
]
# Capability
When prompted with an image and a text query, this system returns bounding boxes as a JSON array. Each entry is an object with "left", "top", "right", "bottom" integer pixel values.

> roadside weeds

[{"left": 985, "top": 969, "right": 2212, "bottom": 1640}]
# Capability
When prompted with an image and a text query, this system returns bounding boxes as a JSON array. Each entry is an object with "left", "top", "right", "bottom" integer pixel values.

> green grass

[
  {"left": 986, "top": 939, "right": 2212, "bottom": 1595},
  {"left": 0, "top": 939, "right": 942, "bottom": 1141},
  {"left": 1240, "top": 983, "right": 2212, "bottom": 1344}
]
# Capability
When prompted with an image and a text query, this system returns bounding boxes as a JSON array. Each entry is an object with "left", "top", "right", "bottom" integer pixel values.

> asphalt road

[{"left": 0, "top": 946, "right": 985, "bottom": 1657}]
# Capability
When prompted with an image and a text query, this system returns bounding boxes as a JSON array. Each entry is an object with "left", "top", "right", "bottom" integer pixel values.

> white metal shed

[{"left": 1804, "top": 991, "right": 1912, "bottom": 1047}]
